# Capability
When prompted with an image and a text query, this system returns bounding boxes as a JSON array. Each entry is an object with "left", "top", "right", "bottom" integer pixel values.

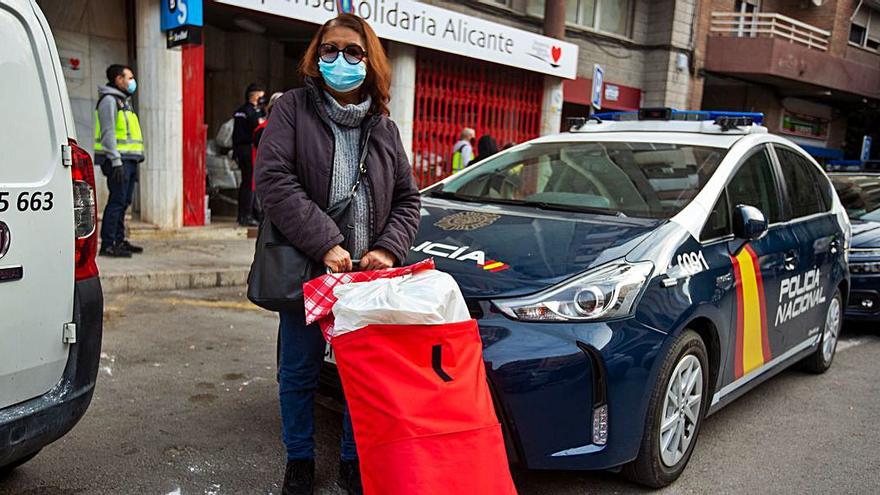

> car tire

[
  {"left": 0, "top": 450, "right": 40, "bottom": 478},
  {"left": 623, "top": 329, "right": 709, "bottom": 488},
  {"left": 801, "top": 289, "right": 842, "bottom": 374}
]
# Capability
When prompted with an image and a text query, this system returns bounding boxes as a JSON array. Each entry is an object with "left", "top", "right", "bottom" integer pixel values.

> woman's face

[{"left": 321, "top": 26, "right": 367, "bottom": 64}]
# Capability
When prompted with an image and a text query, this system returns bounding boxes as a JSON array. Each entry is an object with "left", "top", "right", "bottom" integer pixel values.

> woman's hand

[
  {"left": 323, "top": 245, "right": 353, "bottom": 273},
  {"left": 360, "top": 248, "right": 396, "bottom": 271}
]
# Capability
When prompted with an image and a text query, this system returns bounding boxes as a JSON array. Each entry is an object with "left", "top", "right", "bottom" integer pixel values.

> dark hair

[
  {"left": 245, "top": 83, "right": 265, "bottom": 101},
  {"left": 477, "top": 135, "right": 499, "bottom": 159},
  {"left": 106, "top": 64, "right": 132, "bottom": 84},
  {"left": 299, "top": 14, "right": 391, "bottom": 116}
]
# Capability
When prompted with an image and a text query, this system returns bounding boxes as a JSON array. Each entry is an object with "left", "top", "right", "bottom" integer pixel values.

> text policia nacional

[{"left": 297, "top": 0, "right": 516, "bottom": 54}]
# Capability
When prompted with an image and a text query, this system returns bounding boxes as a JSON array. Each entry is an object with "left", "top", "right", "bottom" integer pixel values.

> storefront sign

[
  {"left": 167, "top": 25, "right": 203, "bottom": 48},
  {"left": 862, "top": 136, "right": 873, "bottom": 162},
  {"left": 161, "top": 0, "right": 203, "bottom": 31},
  {"left": 780, "top": 110, "right": 829, "bottom": 141},
  {"left": 58, "top": 50, "right": 85, "bottom": 80},
  {"left": 214, "top": 0, "right": 578, "bottom": 79},
  {"left": 591, "top": 64, "right": 603, "bottom": 110},
  {"left": 604, "top": 84, "right": 619, "bottom": 102}
]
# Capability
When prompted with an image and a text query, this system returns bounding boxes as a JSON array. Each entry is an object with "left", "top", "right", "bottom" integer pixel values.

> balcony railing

[{"left": 710, "top": 12, "right": 830, "bottom": 52}]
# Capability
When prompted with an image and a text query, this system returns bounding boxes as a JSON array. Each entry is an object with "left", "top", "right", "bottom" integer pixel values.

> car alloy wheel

[
  {"left": 822, "top": 295, "right": 841, "bottom": 363},
  {"left": 659, "top": 354, "right": 703, "bottom": 468}
]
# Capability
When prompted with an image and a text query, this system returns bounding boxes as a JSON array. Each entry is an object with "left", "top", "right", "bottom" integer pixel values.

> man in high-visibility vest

[
  {"left": 451, "top": 127, "right": 475, "bottom": 174},
  {"left": 94, "top": 64, "right": 145, "bottom": 258}
]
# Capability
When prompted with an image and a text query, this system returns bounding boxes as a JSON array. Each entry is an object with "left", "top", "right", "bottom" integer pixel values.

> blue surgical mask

[
  {"left": 318, "top": 57, "right": 366, "bottom": 93},
  {"left": 126, "top": 78, "right": 137, "bottom": 95}
]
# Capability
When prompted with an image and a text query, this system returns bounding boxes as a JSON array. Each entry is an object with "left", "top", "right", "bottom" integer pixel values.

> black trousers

[
  {"left": 234, "top": 144, "right": 254, "bottom": 221},
  {"left": 100, "top": 158, "right": 138, "bottom": 246}
]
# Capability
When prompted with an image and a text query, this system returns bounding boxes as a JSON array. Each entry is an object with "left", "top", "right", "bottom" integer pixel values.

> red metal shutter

[{"left": 412, "top": 50, "right": 544, "bottom": 188}]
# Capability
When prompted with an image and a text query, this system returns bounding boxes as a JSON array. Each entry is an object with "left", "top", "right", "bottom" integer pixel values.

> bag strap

[{"left": 348, "top": 125, "right": 373, "bottom": 198}]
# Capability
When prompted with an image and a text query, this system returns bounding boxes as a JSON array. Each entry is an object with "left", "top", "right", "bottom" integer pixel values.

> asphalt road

[{"left": 1, "top": 287, "right": 878, "bottom": 494}]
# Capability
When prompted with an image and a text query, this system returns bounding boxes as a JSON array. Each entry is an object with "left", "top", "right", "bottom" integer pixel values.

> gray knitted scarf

[{"left": 322, "top": 91, "right": 373, "bottom": 260}]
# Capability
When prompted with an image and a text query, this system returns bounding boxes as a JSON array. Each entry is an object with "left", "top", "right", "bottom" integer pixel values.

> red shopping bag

[
  {"left": 332, "top": 320, "right": 517, "bottom": 495},
  {"left": 303, "top": 261, "right": 517, "bottom": 495}
]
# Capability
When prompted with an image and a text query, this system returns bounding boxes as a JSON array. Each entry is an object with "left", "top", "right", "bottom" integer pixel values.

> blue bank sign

[{"left": 161, "top": 0, "right": 204, "bottom": 31}]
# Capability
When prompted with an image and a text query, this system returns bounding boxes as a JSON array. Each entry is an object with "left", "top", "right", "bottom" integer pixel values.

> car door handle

[{"left": 784, "top": 251, "right": 798, "bottom": 271}]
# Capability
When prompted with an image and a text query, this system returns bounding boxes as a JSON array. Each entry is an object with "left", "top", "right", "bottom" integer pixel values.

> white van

[{"left": 0, "top": 0, "right": 103, "bottom": 473}]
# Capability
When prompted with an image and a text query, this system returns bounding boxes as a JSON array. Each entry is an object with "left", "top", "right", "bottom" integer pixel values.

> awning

[
  {"left": 563, "top": 77, "right": 641, "bottom": 111},
  {"left": 798, "top": 144, "right": 844, "bottom": 160}
]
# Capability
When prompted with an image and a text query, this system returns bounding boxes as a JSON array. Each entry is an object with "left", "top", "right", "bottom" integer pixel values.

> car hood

[
  {"left": 405, "top": 197, "right": 660, "bottom": 299},
  {"left": 850, "top": 220, "right": 880, "bottom": 249}
]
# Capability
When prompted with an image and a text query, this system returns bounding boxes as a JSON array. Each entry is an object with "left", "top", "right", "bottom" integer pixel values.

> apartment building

[{"left": 692, "top": 0, "right": 880, "bottom": 162}]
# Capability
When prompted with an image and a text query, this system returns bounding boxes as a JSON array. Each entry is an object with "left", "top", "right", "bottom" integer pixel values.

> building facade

[
  {"left": 691, "top": 0, "right": 880, "bottom": 162},
  {"left": 37, "top": 0, "right": 703, "bottom": 229}
]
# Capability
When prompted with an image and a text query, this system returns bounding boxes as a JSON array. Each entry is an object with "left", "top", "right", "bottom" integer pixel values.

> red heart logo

[
  {"left": 69, "top": 58, "right": 80, "bottom": 69},
  {"left": 550, "top": 46, "right": 562, "bottom": 63}
]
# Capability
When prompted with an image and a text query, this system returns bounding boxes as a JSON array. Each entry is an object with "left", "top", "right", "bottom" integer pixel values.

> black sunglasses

[{"left": 319, "top": 43, "right": 367, "bottom": 65}]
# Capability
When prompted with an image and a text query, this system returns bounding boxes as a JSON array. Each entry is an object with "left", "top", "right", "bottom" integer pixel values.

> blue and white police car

[{"left": 405, "top": 109, "right": 850, "bottom": 487}]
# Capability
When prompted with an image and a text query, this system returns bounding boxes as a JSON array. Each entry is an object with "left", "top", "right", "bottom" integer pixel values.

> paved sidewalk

[{"left": 98, "top": 235, "right": 255, "bottom": 294}]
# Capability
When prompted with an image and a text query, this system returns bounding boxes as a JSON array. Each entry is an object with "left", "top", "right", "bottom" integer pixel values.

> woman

[
  {"left": 470, "top": 134, "right": 499, "bottom": 167},
  {"left": 255, "top": 14, "right": 421, "bottom": 495}
]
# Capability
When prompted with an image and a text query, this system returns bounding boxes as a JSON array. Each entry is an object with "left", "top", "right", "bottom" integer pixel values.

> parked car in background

[
  {"left": 829, "top": 173, "right": 880, "bottom": 320},
  {"left": 0, "top": 0, "right": 103, "bottom": 475}
]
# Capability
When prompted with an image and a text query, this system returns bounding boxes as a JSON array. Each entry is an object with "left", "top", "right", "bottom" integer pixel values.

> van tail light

[{"left": 69, "top": 138, "right": 98, "bottom": 281}]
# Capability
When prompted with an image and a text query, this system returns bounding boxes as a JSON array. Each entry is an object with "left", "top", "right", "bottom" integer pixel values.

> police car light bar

[{"left": 592, "top": 108, "right": 764, "bottom": 126}]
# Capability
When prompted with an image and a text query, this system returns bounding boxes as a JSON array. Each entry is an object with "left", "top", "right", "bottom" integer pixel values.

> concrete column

[
  {"left": 541, "top": 0, "right": 566, "bottom": 136},
  {"left": 540, "top": 76, "right": 564, "bottom": 136},
  {"left": 387, "top": 41, "right": 416, "bottom": 162},
  {"left": 136, "top": 0, "right": 183, "bottom": 229}
]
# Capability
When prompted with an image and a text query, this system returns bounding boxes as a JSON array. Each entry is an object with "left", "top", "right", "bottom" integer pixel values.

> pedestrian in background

[
  {"left": 471, "top": 134, "right": 499, "bottom": 167},
  {"left": 233, "top": 83, "right": 266, "bottom": 227},
  {"left": 255, "top": 13, "right": 420, "bottom": 495},
  {"left": 451, "top": 127, "right": 475, "bottom": 173},
  {"left": 95, "top": 64, "right": 145, "bottom": 258}
]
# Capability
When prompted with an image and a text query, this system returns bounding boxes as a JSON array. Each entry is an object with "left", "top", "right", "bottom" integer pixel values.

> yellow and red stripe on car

[
  {"left": 481, "top": 260, "right": 510, "bottom": 272},
  {"left": 731, "top": 245, "right": 772, "bottom": 378}
]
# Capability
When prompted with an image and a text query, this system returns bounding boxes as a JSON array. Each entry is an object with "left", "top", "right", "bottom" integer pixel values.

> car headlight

[{"left": 493, "top": 261, "right": 654, "bottom": 322}]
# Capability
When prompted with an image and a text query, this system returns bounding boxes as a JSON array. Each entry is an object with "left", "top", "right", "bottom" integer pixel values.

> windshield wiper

[{"left": 522, "top": 200, "right": 626, "bottom": 217}]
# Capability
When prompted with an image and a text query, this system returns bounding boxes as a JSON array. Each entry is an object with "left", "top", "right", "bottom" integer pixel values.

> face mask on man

[
  {"left": 318, "top": 57, "right": 367, "bottom": 93},
  {"left": 127, "top": 78, "right": 137, "bottom": 95}
]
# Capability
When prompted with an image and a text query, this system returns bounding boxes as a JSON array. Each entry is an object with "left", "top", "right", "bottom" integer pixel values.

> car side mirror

[{"left": 732, "top": 204, "right": 768, "bottom": 240}]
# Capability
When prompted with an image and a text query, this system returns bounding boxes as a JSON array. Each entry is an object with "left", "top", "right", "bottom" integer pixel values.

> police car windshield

[
  {"left": 829, "top": 174, "right": 880, "bottom": 222},
  {"left": 435, "top": 141, "right": 726, "bottom": 220}
]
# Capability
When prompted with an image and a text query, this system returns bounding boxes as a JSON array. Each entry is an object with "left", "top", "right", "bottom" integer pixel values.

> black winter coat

[{"left": 254, "top": 80, "right": 421, "bottom": 265}]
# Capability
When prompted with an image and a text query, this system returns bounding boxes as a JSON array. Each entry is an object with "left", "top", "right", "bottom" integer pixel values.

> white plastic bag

[
  {"left": 215, "top": 118, "right": 235, "bottom": 149},
  {"left": 331, "top": 270, "right": 470, "bottom": 337}
]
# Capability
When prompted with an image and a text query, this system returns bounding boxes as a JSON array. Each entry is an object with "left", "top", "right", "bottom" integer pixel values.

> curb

[{"left": 101, "top": 268, "right": 249, "bottom": 294}]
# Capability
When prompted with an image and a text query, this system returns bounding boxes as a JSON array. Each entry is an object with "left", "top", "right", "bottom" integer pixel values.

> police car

[
  {"left": 0, "top": 0, "right": 103, "bottom": 475},
  {"left": 407, "top": 109, "right": 850, "bottom": 487},
  {"left": 828, "top": 172, "right": 880, "bottom": 320}
]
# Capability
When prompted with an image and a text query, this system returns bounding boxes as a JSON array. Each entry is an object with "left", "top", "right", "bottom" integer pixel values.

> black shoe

[
  {"left": 120, "top": 240, "right": 143, "bottom": 254},
  {"left": 238, "top": 216, "right": 259, "bottom": 227},
  {"left": 282, "top": 459, "right": 314, "bottom": 495},
  {"left": 99, "top": 243, "right": 132, "bottom": 258},
  {"left": 338, "top": 459, "right": 363, "bottom": 495}
]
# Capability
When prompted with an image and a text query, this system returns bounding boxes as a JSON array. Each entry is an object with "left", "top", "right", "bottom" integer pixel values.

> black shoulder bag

[{"left": 247, "top": 134, "right": 370, "bottom": 313}]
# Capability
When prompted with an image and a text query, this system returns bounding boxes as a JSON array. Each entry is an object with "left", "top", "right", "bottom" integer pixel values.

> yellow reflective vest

[{"left": 94, "top": 97, "right": 144, "bottom": 158}]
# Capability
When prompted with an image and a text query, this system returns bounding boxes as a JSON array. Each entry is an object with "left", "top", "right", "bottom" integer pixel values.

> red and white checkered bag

[{"left": 303, "top": 258, "right": 436, "bottom": 340}]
